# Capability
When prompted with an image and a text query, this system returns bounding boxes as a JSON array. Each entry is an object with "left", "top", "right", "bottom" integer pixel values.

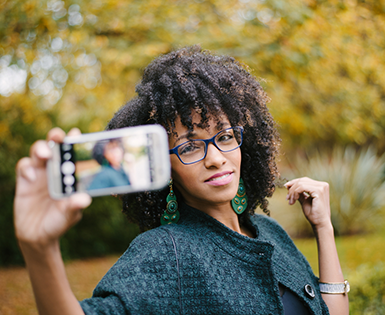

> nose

[{"left": 204, "top": 142, "right": 226, "bottom": 168}]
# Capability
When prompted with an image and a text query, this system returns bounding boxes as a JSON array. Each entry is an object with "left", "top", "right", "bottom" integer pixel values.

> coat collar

[
  {"left": 175, "top": 203, "right": 324, "bottom": 313},
  {"left": 178, "top": 203, "right": 275, "bottom": 267}
]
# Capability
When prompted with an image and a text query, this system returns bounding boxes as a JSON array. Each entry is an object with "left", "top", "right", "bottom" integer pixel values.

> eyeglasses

[{"left": 169, "top": 126, "right": 243, "bottom": 165}]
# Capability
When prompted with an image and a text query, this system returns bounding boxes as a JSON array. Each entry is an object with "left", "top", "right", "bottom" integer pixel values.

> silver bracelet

[{"left": 319, "top": 280, "right": 350, "bottom": 295}]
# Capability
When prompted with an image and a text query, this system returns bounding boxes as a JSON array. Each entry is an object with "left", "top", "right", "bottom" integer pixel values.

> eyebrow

[
  {"left": 173, "top": 122, "right": 231, "bottom": 147},
  {"left": 173, "top": 131, "right": 196, "bottom": 147}
]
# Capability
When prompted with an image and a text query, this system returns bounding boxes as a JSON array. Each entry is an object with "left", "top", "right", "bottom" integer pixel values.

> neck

[
  {"left": 184, "top": 200, "right": 253, "bottom": 238},
  {"left": 110, "top": 163, "right": 121, "bottom": 170}
]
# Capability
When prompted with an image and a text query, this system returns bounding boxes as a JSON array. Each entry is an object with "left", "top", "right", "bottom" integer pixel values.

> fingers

[
  {"left": 47, "top": 127, "right": 66, "bottom": 142},
  {"left": 29, "top": 140, "right": 52, "bottom": 169},
  {"left": 284, "top": 177, "right": 310, "bottom": 189},
  {"left": 67, "top": 127, "right": 82, "bottom": 137},
  {"left": 47, "top": 127, "right": 81, "bottom": 141},
  {"left": 68, "top": 193, "right": 92, "bottom": 211},
  {"left": 17, "top": 127, "right": 83, "bottom": 186},
  {"left": 63, "top": 193, "right": 92, "bottom": 226},
  {"left": 284, "top": 177, "right": 326, "bottom": 205},
  {"left": 16, "top": 157, "right": 37, "bottom": 182},
  {"left": 285, "top": 177, "right": 332, "bottom": 229},
  {"left": 24, "top": 128, "right": 69, "bottom": 170}
]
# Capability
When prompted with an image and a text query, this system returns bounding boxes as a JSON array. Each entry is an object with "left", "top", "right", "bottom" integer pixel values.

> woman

[
  {"left": 14, "top": 46, "right": 349, "bottom": 314},
  {"left": 88, "top": 139, "right": 131, "bottom": 190}
]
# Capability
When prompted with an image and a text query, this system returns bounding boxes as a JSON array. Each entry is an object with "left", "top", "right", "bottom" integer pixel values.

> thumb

[
  {"left": 61, "top": 193, "right": 92, "bottom": 229},
  {"left": 68, "top": 193, "right": 92, "bottom": 211}
]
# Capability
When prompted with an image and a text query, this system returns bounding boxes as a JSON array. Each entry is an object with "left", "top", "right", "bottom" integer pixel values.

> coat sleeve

[{"left": 79, "top": 228, "right": 181, "bottom": 315}]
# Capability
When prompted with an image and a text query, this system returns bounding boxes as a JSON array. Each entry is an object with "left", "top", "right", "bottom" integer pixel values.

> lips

[{"left": 205, "top": 171, "right": 234, "bottom": 186}]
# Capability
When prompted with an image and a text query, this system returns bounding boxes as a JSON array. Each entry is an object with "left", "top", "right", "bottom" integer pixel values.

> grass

[
  {"left": 2, "top": 231, "right": 384, "bottom": 314},
  {"left": 0, "top": 256, "right": 119, "bottom": 315},
  {"left": 268, "top": 187, "right": 385, "bottom": 275},
  {"left": 294, "top": 231, "right": 385, "bottom": 276},
  {"left": 283, "top": 147, "right": 385, "bottom": 235},
  {"left": 2, "top": 189, "right": 385, "bottom": 314}
]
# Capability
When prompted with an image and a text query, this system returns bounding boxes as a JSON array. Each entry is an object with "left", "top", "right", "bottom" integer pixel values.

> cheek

[
  {"left": 233, "top": 148, "right": 242, "bottom": 169},
  {"left": 170, "top": 159, "right": 198, "bottom": 188},
  {"left": 170, "top": 158, "right": 186, "bottom": 183}
]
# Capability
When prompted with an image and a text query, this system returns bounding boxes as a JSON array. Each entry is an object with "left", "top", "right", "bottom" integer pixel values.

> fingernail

[
  {"left": 72, "top": 193, "right": 92, "bottom": 209},
  {"left": 286, "top": 194, "right": 289, "bottom": 200},
  {"left": 25, "top": 167, "right": 37, "bottom": 182},
  {"left": 38, "top": 144, "right": 51, "bottom": 158}
]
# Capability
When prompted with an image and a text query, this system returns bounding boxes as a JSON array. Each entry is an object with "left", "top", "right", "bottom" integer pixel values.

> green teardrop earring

[
  {"left": 231, "top": 178, "right": 248, "bottom": 215},
  {"left": 161, "top": 179, "right": 180, "bottom": 225}
]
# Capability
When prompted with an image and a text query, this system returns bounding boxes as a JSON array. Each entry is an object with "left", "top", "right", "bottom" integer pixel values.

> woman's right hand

[{"left": 14, "top": 128, "right": 92, "bottom": 250}]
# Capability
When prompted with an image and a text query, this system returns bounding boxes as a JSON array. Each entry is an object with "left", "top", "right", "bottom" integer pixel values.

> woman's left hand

[{"left": 285, "top": 177, "right": 332, "bottom": 230}]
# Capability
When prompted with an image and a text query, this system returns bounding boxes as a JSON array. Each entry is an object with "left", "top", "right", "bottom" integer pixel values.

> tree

[{"left": 1, "top": 0, "right": 385, "bottom": 264}]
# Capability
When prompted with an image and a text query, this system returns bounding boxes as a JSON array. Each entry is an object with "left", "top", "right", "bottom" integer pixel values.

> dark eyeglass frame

[{"left": 169, "top": 126, "right": 244, "bottom": 165}]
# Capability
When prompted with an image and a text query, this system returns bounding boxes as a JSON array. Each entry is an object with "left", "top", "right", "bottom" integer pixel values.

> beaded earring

[
  {"left": 161, "top": 179, "right": 180, "bottom": 225},
  {"left": 231, "top": 178, "right": 248, "bottom": 214}
]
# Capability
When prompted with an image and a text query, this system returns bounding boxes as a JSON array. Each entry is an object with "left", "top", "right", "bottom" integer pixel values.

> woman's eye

[
  {"left": 217, "top": 132, "right": 234, "bottom": 143},
  {"left": 179, "top": 142, "right": 200, "bottom": 155}
]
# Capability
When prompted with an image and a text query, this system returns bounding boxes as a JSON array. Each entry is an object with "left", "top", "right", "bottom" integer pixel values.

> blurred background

[{"left": 1, "top": 0, "right": 385, "bottom": 314}]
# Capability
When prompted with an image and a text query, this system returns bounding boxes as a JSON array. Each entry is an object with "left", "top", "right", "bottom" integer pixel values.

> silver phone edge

[{"left": 46, "top": 125, "right": 171, "bottom": 199}]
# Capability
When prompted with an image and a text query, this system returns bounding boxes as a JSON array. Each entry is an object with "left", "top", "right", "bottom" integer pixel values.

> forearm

[
  {"left": 314, "top": 224, "right": 349, "bottom": 315},
  {"left": 20, "top": 241, "right": 84, "bottom": 315}
]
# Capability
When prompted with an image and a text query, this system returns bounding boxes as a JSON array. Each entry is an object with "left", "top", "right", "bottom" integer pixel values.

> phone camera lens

[
  {"left": 63, "top": 152, "right": 72, "bottom": 161},
  {"left": 62, "top": 144, "right": 72, "bottom": 151},
  {"left": 65, "top": 186, "right": 74, "bottom": 193},
  {"left": 63, "top": 175, "right": 75, "bottom": 186},
  {"left": 61, "top": 161, "right": 75, "bottom": 175}
]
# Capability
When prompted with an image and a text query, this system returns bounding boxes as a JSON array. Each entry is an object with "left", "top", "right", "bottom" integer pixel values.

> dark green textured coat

[{"left": 80, "top": 204, "right": 330, "bottom": 315}]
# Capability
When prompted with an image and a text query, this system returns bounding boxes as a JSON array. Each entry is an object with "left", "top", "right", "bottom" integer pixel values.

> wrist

[
  {"left": 312, "top": 222, "right": 336, "bottom": 244},
  {"left": 312, "top": 220, "right": 334, "bottom": 236},
  {"left": 18, "top": 238, "right": 61, "bottom": 260}
]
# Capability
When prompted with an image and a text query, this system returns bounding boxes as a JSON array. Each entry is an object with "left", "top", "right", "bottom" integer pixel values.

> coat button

[{"left": 304, "top": 284, "right": 315, "bottom": 299}]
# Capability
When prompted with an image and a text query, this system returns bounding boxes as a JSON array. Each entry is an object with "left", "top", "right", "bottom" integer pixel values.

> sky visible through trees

[
  {"left": 1, "top": 0, "right": 385, "bottom": 150},
  {"left": 1, "top": 0, "right": 385, "bottom": 264}
]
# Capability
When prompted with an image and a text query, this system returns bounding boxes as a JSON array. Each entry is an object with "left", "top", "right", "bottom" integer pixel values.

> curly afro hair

[{"left": 107, "top": 45, "right": 280, "bottom": 231}]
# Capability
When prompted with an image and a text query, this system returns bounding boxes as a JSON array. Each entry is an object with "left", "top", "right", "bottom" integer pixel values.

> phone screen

[{"left": 59, "top": 133, "right": 156, "bottom": 194}]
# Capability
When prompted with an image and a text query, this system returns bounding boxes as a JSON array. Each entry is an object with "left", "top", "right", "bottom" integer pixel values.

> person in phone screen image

[
  {"left": 87, "top": 139, "right": 131, "bottom": 190},
  {"left": 14, "top": 46, "right": 349, "bottom": 315}
]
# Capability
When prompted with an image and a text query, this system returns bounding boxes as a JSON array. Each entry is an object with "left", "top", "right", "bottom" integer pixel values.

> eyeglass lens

[{"left": 177, "top": 127, "right": 242, "bottom": 164}]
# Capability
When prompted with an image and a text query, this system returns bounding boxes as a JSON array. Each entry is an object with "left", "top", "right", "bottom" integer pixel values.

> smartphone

[{"left": 47, "top": 125, "right": 170, "bottom": 199}]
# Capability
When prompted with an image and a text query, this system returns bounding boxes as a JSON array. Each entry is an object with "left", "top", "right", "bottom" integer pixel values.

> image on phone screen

[{"left": 60, "top": 133, "right": 155, "bottom": 194}]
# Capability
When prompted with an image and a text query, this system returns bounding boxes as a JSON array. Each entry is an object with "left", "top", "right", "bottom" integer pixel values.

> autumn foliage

[{"left": 1, "top": 0, "right": 385, "bottom": 265}]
